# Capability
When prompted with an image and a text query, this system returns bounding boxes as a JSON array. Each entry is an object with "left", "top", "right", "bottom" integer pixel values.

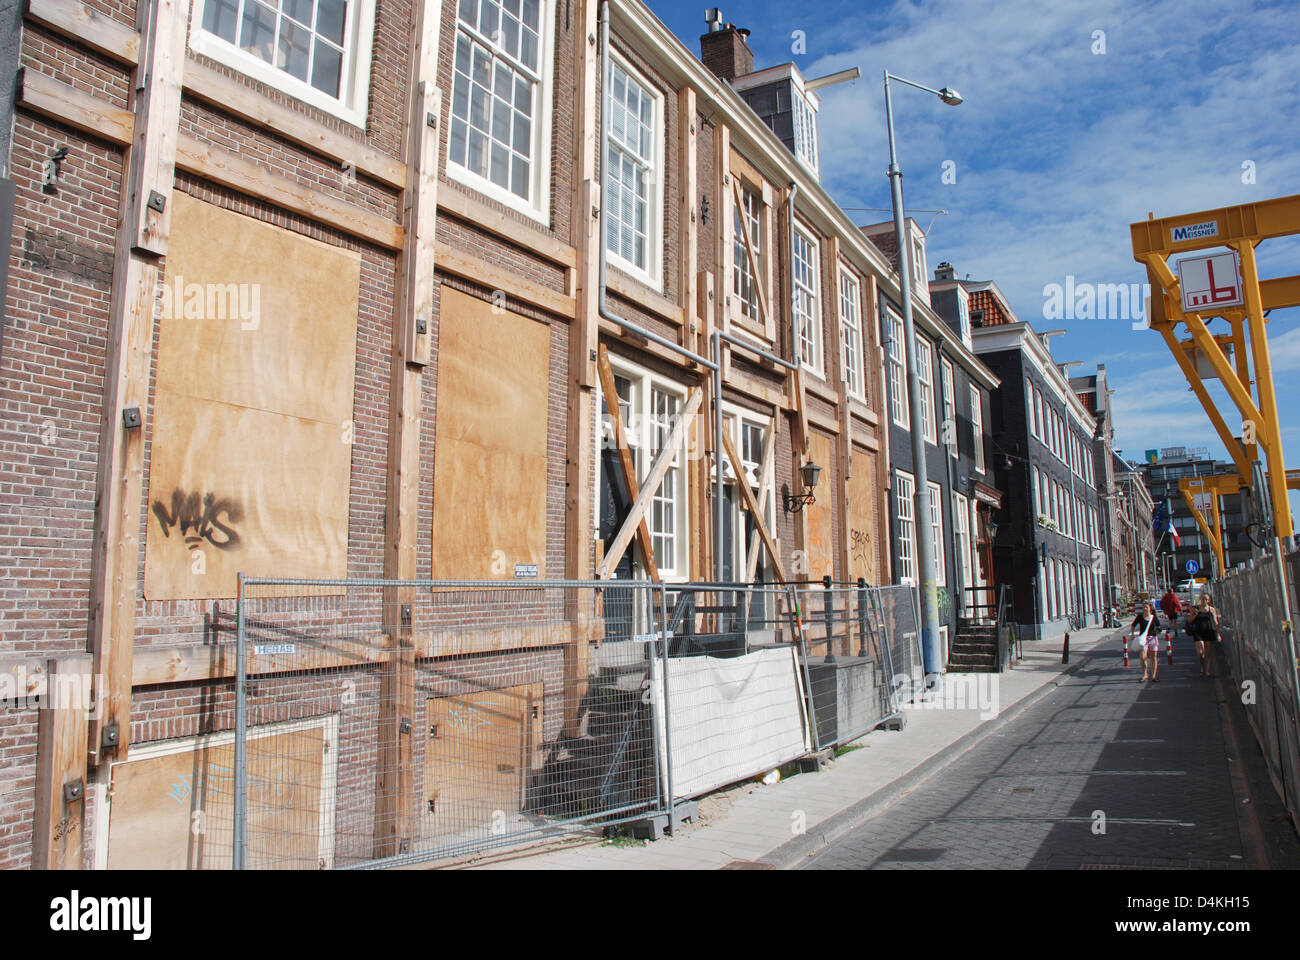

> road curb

[{"left": 760, "top": 638, "right": 1108, "bottom": 870}]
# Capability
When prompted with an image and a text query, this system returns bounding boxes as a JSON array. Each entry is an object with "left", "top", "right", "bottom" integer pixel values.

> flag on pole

[{"left": 1163, "top": 501, "right": 1181, "bottom": 547}]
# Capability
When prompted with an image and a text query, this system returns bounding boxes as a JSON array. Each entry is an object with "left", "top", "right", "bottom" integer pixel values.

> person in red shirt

[{"left": 1160, "top": 589, "right": 1180, "bottom": 623}]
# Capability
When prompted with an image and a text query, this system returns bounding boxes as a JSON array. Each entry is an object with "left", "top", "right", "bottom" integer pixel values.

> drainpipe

[{"left": 596, "top": 1, "right": 719, "bottom": 579}]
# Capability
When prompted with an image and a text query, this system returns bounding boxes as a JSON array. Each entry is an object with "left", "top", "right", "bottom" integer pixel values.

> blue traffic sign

[{"left": 1185, "top": 560, "right": 1200, "bottom": 575}]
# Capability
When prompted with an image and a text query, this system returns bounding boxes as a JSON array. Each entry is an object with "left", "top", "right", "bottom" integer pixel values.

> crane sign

[{"left": 1178, "top": 251, "right": 1243, "bottom": 313}]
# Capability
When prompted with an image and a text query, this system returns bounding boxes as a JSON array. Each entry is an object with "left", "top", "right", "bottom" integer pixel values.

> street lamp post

[{"left": 883, "top": 71, "right": 963, "bottom": 689}]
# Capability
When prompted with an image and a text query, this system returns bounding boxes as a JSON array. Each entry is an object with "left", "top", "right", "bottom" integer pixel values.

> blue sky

[{"left": 647, "top": 0, "right": 1300, "bottom": 520}]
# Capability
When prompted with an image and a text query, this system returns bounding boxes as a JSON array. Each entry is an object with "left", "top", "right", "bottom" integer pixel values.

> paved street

[{"left": 805, "top": 630, "right": 1300, "bottom": 870}]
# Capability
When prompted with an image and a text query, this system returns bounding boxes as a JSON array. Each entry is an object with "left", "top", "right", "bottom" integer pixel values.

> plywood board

[
  {"left": 431, "top": 286, "right": 550, "bottom": 579},
  {"left": 105, "top": 719, "right": 334, "bottom": 869},
  {"left": 804, "top": 432, "right": 835, "bottom": 580},
  {"left": 421, "top": 683, "right": 543, "bottom": 839},
  {"left": 144, "top": 193, "right": 360, "bottom": 599},
  {"left": 848, "top": 451, "right": 879, "bottom": 584}
]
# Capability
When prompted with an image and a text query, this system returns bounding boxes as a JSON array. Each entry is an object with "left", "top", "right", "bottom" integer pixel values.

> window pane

[
  {"left": 459, "top": 0, "right": 478, "bottom": 29},
  {"left": 318, "top": 0, "right": 348, "bottom": 45},
  {"left": 522, "top": 0, "right": 540, "bottom": 30},
  {"left": 279, "top": 21, "right": 312, "bottom": 82},
  {"left": 521, "top": 27, "right": 538, "bottom": 71},
  {"left": 310, "top": 40, "right": 341, "bottom": 95},
  {"left": 239, "top": 1, "right": 278, "bottom": 63},
  {"left": 203, "top": 0, "right": 240, "bottom": 43},
  {"left": 285, "top": 0, "right": 315, "bottom": 28},
  {"left": 449, "top": 116, "right": 468, "bottom": 166},
  {"left": 510, "top": 155, "right": 528, "bottom": 199}
]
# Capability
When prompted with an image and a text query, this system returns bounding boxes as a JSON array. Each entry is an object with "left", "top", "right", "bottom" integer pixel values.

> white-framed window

[
  {"left": 792, "top": 226, "right": 822, "bottom": 375},
  {"left": 1032, "top": 466, "right": 1041, "bottom": 513},
  {"left": 969, "top": 384, "right": 985, "bottom": 473},
  {"left": 953, "top": 491, "right": 972, "bottom": 611},
  {"left": 599, "top": 358, "right": 690, "bottom": 580},
  {"left": 1033, "top": 388, "right": 1043, "bottom": 441},
  {"left": 732, "top": 182, "right": 763, "bottom": 325},
  {"left": 957, "top": 294, "right": 971, "bottom": 348},
  {"left": 911, "top": 237, "right": 927, "bottom": 297},
  {"left": 927, "top": 480, "right": 945, "bottom": 587},
  {"left": 838, "top": 269, "right": 864, "bottom": 400},
  {"left": 894, "top": 471, "right": 916, "bottom": 584},
  {"left": 917, "top": 337, "right": 936, "bottom": 445},
  {"left": 604, "top": 54, "right": 663, "bottom": 287},
  {"left": 791, "top": 90, "right": 819, "bottom": 175},
  {"left": 941, "top": 358, "right": 956, "bottom": 458},
  {"left": 189, "top": 0, "right": 376, "bottom": 127},
  {"left": 448, "top": 0, "right": 555, "bottom": 220},
  {"left": 887, "top": 309, "right": 909, "bottom": 428},
  {"left": 721, "top": 407, "right": 775, "bottom": 581}
]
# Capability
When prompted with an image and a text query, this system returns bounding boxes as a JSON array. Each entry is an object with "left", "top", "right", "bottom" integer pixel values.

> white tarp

[{"left": 652, "top": 646, "right": 811, "bottom": 800}]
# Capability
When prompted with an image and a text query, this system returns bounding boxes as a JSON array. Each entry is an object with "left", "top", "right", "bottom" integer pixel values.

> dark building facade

[
  {"left": 971, "top": 313, "right": 1105, "bottom": 641},
  {"left": 873, "top": 249, "right": 1002, "bottom": 666}
]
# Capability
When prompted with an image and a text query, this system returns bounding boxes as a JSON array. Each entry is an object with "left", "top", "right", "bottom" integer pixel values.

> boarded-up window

[
  {"left": 804, "top": 432, "right": 834, "bottom": 580},
  {"left": 431, "top": 286, "right": 549, "bottom": 579},
  {"left": 848, "top": 450, "right": 878, "bottom": 584},
  {"left": 103, "top": 718, "right": 337, "bottom": 869},
  {"left": 144, "top": 193, "right": 360, "bottom": 599}
]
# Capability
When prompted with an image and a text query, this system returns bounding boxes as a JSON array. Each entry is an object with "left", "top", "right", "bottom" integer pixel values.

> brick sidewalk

[{"left": 445, "top": 627, "right": 1114, "bottom": 870}]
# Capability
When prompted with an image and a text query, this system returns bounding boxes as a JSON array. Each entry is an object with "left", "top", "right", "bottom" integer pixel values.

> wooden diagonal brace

[
  {"left": 596, "top": 387, "right": 703, "bottom": 579},
  {"left": 721, "top": 428, "right": 787, "bottom": 583},
  {"left": 744, "top": 416, "right": 777, "bottom": 584},
  {"left": 732, "top": 177, "right": 770, "bottom": 325},
  {"left": 596, "top": 345, "right": 660, "bottom": 582}
]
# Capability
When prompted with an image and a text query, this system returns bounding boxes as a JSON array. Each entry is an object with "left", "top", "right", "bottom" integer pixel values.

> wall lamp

[{"left": 785, "top": 461, "right": 822, "bottom": 514}]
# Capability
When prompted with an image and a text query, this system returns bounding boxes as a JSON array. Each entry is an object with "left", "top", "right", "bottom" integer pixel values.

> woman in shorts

[
  {"left": 1130, "top": 601, "right": 1164, "bottom": 683},
  {"left": 1191, "top": 594, "right": 1221, "bottom": 677}
]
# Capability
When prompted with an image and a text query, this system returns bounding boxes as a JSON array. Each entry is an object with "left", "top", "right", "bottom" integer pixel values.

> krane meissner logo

[{"left": 49, "top": 890, "right": 151, "bottom": 941}]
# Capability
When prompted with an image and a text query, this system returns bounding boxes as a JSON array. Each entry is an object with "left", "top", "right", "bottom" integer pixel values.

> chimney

[
  {"left": 700, "top": 10, "right": 753, "bottom": 83},
  {"left": 934, "top": 261, "right": 956, "bottom": 282}
]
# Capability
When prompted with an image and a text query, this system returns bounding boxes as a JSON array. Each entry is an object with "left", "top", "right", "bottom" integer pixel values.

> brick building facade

[{"left": 1, "top": 0, "right": 911, "bottom": 868}]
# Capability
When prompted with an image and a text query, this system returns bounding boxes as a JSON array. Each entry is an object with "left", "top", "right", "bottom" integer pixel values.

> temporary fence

[
  {"left": 1216, "top": 546, "right": 1300, "bottom": 836},
  {"left": 229, "top": 577, "right": 922, "bottom": 868}
]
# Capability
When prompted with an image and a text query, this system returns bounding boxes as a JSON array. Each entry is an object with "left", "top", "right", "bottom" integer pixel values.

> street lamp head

[{"left": 938, "top": 87, "right": 963, "bottom": 106}]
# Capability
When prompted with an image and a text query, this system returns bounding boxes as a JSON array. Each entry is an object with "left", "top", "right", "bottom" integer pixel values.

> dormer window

[{"left": 791, "top": 91, "right": 818, "bottom": 175}]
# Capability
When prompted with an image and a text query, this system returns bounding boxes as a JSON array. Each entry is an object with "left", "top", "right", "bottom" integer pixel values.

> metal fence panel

[
  {"left": 1216, "top": 548, "right": 1300, "bottom": 837},
  {"left": 232, "top": 577, "right": 927, "bottom": 867}
]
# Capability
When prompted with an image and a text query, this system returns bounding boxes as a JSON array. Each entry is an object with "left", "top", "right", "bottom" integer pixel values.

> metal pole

[
  {"left": 234, "top": 572, "right": 248, "bottom": 870},
  {"left": 884, "top": 70, "right": 943, "bottom": 690}
]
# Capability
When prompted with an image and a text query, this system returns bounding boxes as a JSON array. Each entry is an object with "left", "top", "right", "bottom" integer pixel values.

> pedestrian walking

[
  {"left": 1160, "top": 587, "right": 1180, "bottom": 624},
  {"left": 1131, "top": 601, "right": 1163, "bottom": 682},
  {"left": 1190, "top": 593, "right": 1221, "bottom": 677}
]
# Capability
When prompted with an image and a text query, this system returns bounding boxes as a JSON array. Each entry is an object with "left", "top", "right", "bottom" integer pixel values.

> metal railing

[
  {"left": 1216, "top": 547, "right": 1300, "bottom": 837},
  {"left": 228, "top": 577, "right": 926, "bottom": 868}
]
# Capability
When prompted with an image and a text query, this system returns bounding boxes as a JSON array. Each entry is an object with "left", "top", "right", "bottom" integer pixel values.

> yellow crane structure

[{"left": 1131, "top": 194, "right": 1300, "bottom": 563}]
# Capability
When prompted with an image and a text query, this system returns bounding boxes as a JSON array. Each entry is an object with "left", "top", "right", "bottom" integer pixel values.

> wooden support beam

[
  {"left": 436, "top": 181, "right": 577, "bottom": 269},
  {"left": 25, "top": 0, "right": 139, "bottom": 64},
  {"left": 33, "top": 657, "right": 90, "bottom": 870},
  {"left": 678, "top": 87, "right": 699, "bottom": 354},
  {"left": 596, "top": 345, "right": 660, "bottom": 582},
  {"left": 15, "top": 68, "right": 133, "bottom": 145},
  {"left": 182, "top": 59, "right": 407, "bottom": 190},
  {"left": 744, "top": 416, "right": 778, "bottom": 584},
  {"left": 721, "top": 427, "right": 786, "bottom": 582},
  {"left": 606, "top": 270, "right": 685, "bottom": 326},
  {"left": 695, "top": 271, "right": 716, "bottom": 580},
  {"left": 564, "top": 0, "right": 601, "bottom": 736},
  {"left": 87, "top": 0, "right": 190, "bottom": 765},
  {"left": 597, "top": 387, "right": 703, "bottom": 579},
  {"left": 732, "top": 177, "right": 771, "bottom": 329},
  {"left": 374, "top": 0, "right": 439, "bottom": 862},
  {"left": 175, "top": 135, "right": 403, "bottom": 250},
  {"left": 789, "top": 364, "right": 810, "bottom": 457},
  {"left": 434, "top": 242, "right": 575, "bottom": 317}
]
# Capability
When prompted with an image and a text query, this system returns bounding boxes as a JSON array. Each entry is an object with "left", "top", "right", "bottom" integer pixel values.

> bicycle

[{"left": 1067, "top": 610, "right": 1085, "bottom": 632}]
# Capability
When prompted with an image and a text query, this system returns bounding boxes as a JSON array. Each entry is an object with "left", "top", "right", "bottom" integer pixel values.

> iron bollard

[
  {"left": 1166, "top": 630, "right": 1173, "bottom": 665},
  {"left": 1123, "top": 634, "right": 1129, "bottom": 668},
  {"left": 856, "top": 577, "right": 868, "bottom": 658},
  {"left": 1062, "top": 632, "right": 1070, "bottom": 664},
  {"left": 822, "top": 574, "right": 835, "bottom": 664}
]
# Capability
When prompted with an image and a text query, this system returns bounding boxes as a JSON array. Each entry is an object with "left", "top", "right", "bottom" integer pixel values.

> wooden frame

[
  {"left": 597, "top": 346, "right": 660, "bottom": 582},
  {"left": 87, "top": 0, "right": 190, "bottom": 769},
  {"left": 32, "top": 657, "right": 91, "bottom": 870},
  {"left": 720, "top": 428, "right": 786, "bottom": 582},
  {"left": 597, "top": 387, "right": 703, "bottom": 580}
]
